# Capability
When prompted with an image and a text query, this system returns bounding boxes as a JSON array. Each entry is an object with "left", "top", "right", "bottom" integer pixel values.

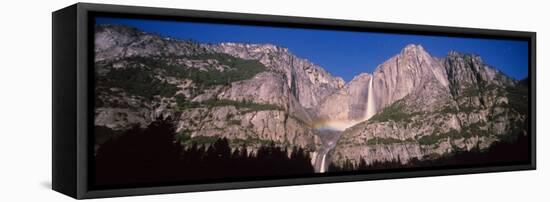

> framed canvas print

[{"left": 52, "top": 3, "right": 536, "bottom": 199}]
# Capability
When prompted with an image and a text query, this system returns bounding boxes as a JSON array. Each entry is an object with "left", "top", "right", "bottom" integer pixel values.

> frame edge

[{"left": 52, "top": 3, "right": 79, "bottom": 199}]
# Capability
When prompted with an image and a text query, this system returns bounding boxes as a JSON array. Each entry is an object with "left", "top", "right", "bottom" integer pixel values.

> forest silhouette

[{"left": 95, "top": 117, "right": 314, "bottom": 187}]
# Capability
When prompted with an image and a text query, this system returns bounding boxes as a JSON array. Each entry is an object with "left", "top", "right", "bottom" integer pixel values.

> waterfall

[
  {"left": 365, "top": 77, "right": 377, "bottom": 120},
  {"left": 320, "top": 153, "right": 327, "bottom": 173}
]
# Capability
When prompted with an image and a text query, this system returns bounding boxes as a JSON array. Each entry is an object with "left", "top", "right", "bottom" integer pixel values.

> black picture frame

[{"left": 52, "top": 2, "right": 536, "bottom": 199}]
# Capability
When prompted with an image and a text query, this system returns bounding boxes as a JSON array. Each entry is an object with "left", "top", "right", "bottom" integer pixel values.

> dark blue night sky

[{"left": 96, "top": 17, "right": 528, "bottom": 82}]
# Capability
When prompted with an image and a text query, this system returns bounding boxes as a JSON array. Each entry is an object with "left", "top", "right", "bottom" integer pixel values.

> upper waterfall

[{"left": 364, "top": 77, "right": 377, "bottom": 120}]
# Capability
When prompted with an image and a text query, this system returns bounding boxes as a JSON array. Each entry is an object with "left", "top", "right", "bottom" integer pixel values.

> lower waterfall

[{"left": 319, "top": 153, "right": 327, "bottom": 173}]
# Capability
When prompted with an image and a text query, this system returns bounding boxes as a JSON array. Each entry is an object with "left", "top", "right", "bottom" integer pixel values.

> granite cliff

[{"left": 330, "top": 45, "right": 527, "bottom": 167}]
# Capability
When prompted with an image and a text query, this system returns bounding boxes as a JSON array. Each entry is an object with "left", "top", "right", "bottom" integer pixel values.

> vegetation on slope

[
  {"left": 369, "top": 101, "right": 421, "bottom": 123},
  {"left": 96, "top": 67, "right": 179, "bottom": 101},
  {"left": 96, "top": 53, "right": 267, "bottom": 102},
  {"left": 504, "top": 83, "right": 528, "bottom": 114},
  {"left": 175, "top": 96, "right": 284, "bottom": 112},
  {"left": 366, "top": 137, "right": 415, "bottom": 145}
]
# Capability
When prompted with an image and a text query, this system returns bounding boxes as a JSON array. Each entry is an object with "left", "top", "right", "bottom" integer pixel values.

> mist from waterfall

[{"left": 313, "top": 76, "right": 377, "bottom": 173}]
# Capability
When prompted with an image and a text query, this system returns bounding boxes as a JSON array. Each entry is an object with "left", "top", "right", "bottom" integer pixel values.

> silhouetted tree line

[
  {"left": 94, "top": 117, "right": 314, "bottom": 187},
  {"left": 329, "top": 157, "right": 405, "bottom": 172},
  {"left": 329, "top": 132, "right": 530, "bottom": 172}
]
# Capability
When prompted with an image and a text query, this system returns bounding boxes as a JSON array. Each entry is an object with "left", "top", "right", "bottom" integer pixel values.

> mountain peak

[{"left": 401, "top": 44, "right": 426, "bottom": 55}]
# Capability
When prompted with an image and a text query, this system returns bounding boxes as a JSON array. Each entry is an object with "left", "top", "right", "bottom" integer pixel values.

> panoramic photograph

[{"left": 92, "top": 17, "right": 530, "bottom": 187}]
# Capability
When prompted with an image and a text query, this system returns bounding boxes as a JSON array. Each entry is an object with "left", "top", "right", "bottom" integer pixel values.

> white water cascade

[
  {"left": 319, "top": 153, "right": 328, "bottom": 173},
  {"left": 364, "top": 77, "right": 377, "bottom": 120}
]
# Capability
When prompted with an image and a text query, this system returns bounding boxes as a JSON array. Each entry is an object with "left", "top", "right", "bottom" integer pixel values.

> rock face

[
  {"left": 94, "top": 24, "right": 528, "bottom": 170},
  {"left": 174, "top": 71, "right": 320, "bottom": 152},
  {"left": 372, "top": 45, "right": 450, "bottom": 108},
  {"left": 213, "top": 43, "right": 345, "bottom": 109},
  {"left": 330, "top": 45, "right": 527, "bottom": 167}
]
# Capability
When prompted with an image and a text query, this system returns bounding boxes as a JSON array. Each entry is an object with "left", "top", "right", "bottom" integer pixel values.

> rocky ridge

[{"left": 330, "top": 45, "right": 527, "bottom": 167}]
